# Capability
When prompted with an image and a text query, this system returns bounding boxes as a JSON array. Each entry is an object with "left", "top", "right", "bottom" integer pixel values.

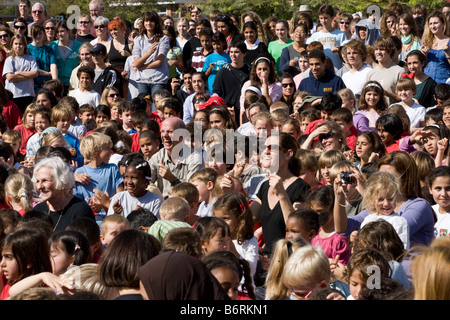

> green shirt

[{"left": 268, "top": 39, "right": 294, "bottom": 75}]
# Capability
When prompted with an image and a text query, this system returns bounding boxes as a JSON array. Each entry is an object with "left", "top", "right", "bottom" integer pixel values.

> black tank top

[{"left": 108, "top": 39, "right": 130, "bottom": 67}]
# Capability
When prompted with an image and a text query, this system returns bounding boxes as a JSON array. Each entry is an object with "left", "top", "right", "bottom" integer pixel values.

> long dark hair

[{"left": 140, "top": 11, "right": 163, "bottom": 41}]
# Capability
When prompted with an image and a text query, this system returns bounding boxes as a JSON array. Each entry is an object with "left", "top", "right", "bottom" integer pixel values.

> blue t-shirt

[
  {"left": 202, "top": 52, "right": 231, "bottom": 92},
  {"left": 73, "top": 163, "right": 123, "bottom": 216},
  {"left": 64, "top": 132, "right": 83, "bottom": 167},
  {"left": 27, "top": 44, "right": 56, "bottom": 92}
]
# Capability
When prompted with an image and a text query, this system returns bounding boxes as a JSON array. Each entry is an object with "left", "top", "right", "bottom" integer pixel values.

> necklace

[{"left": 48, "top": 204, "right": 66, "bottom": 232}]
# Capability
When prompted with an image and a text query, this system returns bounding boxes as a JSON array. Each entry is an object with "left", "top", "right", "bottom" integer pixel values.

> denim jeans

[{"left": 136, "top": 82, "right": 166, "bottom": 99}]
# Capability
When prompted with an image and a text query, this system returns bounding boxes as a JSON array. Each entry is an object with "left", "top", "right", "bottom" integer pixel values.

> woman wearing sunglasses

[
  {"left": 279, "top": 73, "right": 297, "bottom": 114},
  {"left": 43, "top": 19, "right": 56, "bottom": 44},
  {"left": 12, "top": 17, "right": 31, "bottom": 43},
  {"left": 91, "top": 16, "right": 112, "bottom": 47},
  {"left": 0, "top": 26, "right": 14, "bottom": 57}
]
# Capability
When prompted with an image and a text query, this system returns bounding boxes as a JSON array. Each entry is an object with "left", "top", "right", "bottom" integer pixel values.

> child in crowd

[
  {"left": 168, "top": 182, "right": 200, "bottom": 226},
  {"left": 2, "top": 130, "right": 25, "bottom": 167},
  {"left": 307, "top": 185, "right": 350, "bottom": 265},
  {"left": 356, "top": 81, "right": 388, "bottom": 130},
  {"left": 343, "top": 248, "right": 391, "bottom": 300},
  {"left": 428, "top": 166, "right": 450, "bottom": 238},
  {"left": 138, "top": 129, "right": 160, "bottom": 161},
  {"left": 74, "top": 132, "right": 123, "bottom": 220},
  {"left": 331, "top": 108, "right": 358, "bottom": 150},
  {"left": 375, "top": 114, "right": 405, "bottom": 153},
  {"left": 282, "top": 244, "right": 332, "bottom": 300},
  {"left": 51, "top": 104, "right": 83, "bottom": 167},
  {"left": 263, "top": 237, "right": 309, "bottom": 300},
  {"left": 99, "top": 214, "right": 130, "bottom": 248},
  {"left": 191, "top": 28, "right": 214, "bottom": 72},
  {"left": 162, "top": 227, "right": 202, "bottom": 258},
  {"left": 13, "top": 103, "right": 37, "bottom": 159},
  {"left": 161, "top": 97, "right": 182, "bottom": 120},
  {"left": 317, "top": 150, "right": 346, "bottom": 185},
  {"left": 107, "top": 157, "right": 163, "bottom": 218},
  {"left": 444, "top": 102, "right": 450, "bottom": 129},
  {"left": 194, "top": 216, "right": 231, "bottom": 256},
  {"left": 213, "top": 193, "right": 258, "bottom": 277},
  {"left": 189, "top": 167, "right": 218, "bottom": 218},
  {"left": 360, "top": 171, "right": 410, "bottom": 249},
  {"left": 203, "top": 250, "right": 256, "bottom": 300},
  {"left": 25, "top": 107, "right": 51, "bottom": 159},
  {"left": 68, "top": 66, "right": 101, "bottom": 108},
  {"left": 353, "top": 131, "right": 386, "bottom": 171},
  {"left": 424, "top": 107, "right": 444, "bottom": 126},
  {"left": 95, "top": 105, "right": 111, "bottom": 128},
  {"left": 4, "top": 173, "right": 34, "bottom": 216},
  {"left": 299, "top": 108, "right": 320, "bottom": 134},
  {"left": 2, "top": 34, "right": 38, "bottom": 113},
  {"left": 149, "top": 197, "right": 192, "bottom": 243},
  {"left": 285, "top": 209, "right": 320, "bottom": 243},
  {"left": 202, "top": 32, "right": 231, "bottom": 92},
  {"left": 394, "top": 78, "right": 426, "bottom": 129},
  {"left": 0, "top": 229, "right": 52, "bottom": 300},
  {"left": 118, "top": 101, "right": 137, "bottom": 134},
  {"left": 78, "top": 104, "right": 96, "bottom": 126},
  {"left": 126, "top": 207, "right": 158, "bottom": 233},
  {"left": 297, "top": 149, "right": 320, "bottom": 191}
]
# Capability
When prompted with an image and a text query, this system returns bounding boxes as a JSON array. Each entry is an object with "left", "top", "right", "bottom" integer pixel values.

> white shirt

[{"left": 432, "top": 203, "right": 450, "bottom": 238}]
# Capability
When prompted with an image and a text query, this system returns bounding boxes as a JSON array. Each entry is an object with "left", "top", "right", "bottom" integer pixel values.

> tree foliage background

[{"left": 1, "top": 0, "right": 448, "bottom": 23}]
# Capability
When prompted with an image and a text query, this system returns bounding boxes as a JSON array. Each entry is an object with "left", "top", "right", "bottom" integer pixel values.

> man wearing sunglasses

[
  {"left": 28, "top": 2, "right": 47, "bottom": 34},
  {"left": 75, "top": 14, "right": 96, "bottom": 43}
]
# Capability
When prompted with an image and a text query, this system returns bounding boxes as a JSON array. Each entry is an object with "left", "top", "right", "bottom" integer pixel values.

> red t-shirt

[
  {"left": 13, "top": 124, "right": 36, "bottom": 156},
  {"left": 3, "top": 100, "right": 22, "bottom": 130}
]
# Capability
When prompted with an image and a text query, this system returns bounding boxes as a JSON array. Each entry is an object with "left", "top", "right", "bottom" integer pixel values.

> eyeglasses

[
  {"left": 95, "top": 25, "right": 106, "bottom": 29},
  {"left": 14, "top": 25, "right": 26, "bottom": 30},
  {"left": 32, "top": 10, "right": 43, "bottom": 14},
  {"left": 282, "top": 82, "right": 295, "bottom": 88},
  {"left": 319, "top": 132, "right": 335, "bottom": 141},
  {"left": 340, "top": 21, "right": 350, "bottom": 25},
  {"left": 79, "top": 21, "right": 90, "bottom": 24},
  {"left": 45, "top": 27, "right": 55, "bottom": 30},
  {"left": 108, "top": 93, "right": 119, "bottom": 98},
  {"left": 0, "top": 34, "right": 9, "bottom": 39},
  {"left": 193, "top": 98, "right": 207, "bottom": 103}
]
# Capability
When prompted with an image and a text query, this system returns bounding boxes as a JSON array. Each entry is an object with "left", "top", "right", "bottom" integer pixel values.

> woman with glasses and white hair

[
  {"left": 32, "top": 156, "right": 95, "bottom": 232},
  {"left": 90, "top": 16, "right": 112, "bottom": 47}
]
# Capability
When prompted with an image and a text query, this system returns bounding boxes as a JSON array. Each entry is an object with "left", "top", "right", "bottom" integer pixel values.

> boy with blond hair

[
  {"left": 74, "top": 132, "right": 123, "bottom": 223},
  {"left": 100, "top": 214, "right": 130, "bottom": 247},
  {"left": 148, "top": 196, "right": 192, "bottom": 243}
]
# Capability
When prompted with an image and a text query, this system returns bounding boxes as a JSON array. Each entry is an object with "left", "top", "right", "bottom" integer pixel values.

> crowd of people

[{"left": 0, "top": 0, "right": 448, "bottom": 301}]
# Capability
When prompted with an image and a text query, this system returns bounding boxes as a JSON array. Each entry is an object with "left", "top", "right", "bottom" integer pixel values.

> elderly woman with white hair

[
  {"left": 32, "top": 156, "right": 95, "bottom": 232},
  {"left": 90, "top": 16, "right": 112, "bottom": 46}
]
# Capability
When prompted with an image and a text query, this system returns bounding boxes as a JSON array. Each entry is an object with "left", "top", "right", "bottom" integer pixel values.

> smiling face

[
  {"left": 308, "top": 57, "right": 326, "bottom": 79},
  {"left": 44, "top": 21, "right": 55, "bottom": 40},
  {"left": 275, "top": 22, "right": 288, "bottom": 40},
  {"left": 428, "top": 16, "right": 444, "bottom": 36},
  {"left": 34, "top": 166, "right": 60, "bottom": 202},
  {"left": 429, "top": 176, "right": 450, "bottom": 213},
  {"left": 364, "top": 90, "right": 380, "bottom": 109},
  {"left": 123, "top": 165, "right": 148, "bottom": 197},
  {"left": 374, "top": 189, "right": 396, "bottom": 215},
  {"left": 406, "top": 54, "right": 424, "bottom": 75}
]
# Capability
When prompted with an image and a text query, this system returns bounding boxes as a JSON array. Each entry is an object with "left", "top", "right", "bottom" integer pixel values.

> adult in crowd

[
  {"left": 43, "top": 19, "right": 56, "bottom": 44},
  {"left": 132, "top": 10, "right": 170, "bottom": 98},
  {"left": 32, "top": 156, "right": 95, "bottom": 233},
  {"left": 279, "top": 23, "right": 308, "bottom": 77},
  {"left": 49, "top": 20, "right": 82, "bottom": 95},
  {"left": 149, "top": 116, "right": 204, "bottom": 198},
  {"left": 213, "top": 40, "right": 251, "bottom": 126},
  {"left": 27, "top": 24, "right": 58, "bottom": 94},
  {"left": 250, "top": 132, "right": 310, "bottom": 257},
  {"left": 420, "top": 10, "right": 450, "bottom": 84},
  {"left": 90, "top": 16, "right": 112, "bottom": 46},
  {"left": 75, "top": 14, "right": 96, "bottom": 44},
  {"left": 405, "top": 50, "right": 437, "bottom": 108}
]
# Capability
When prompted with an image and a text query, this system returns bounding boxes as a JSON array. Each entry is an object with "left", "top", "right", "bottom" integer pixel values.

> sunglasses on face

[
  {"left": 108, "top": 93, "right": 119, "bottom": 98},
  {"left": 95, "top": 25, "right": 106, "bottom": 29},
  {"left": 340, "top": 21, "right": 350, "bottom": 25},
  {"left": 319, "top": 132, "right": 335, "bottom": 141},
  {"left": 32, "top": 10, "right": 42, "bottom": 13},
  {"left": 0, "top": 34, "right": 9, "bottom": 39},
  {"left": 14, "top": 25, "right": 26, "bottom": 30},
  {"left": 282, "top": 82, "right": 295, "bottom": 88},
  {"left": 193, "top": 98, "right": 207, "bottom": 103},
  {"left": 45, "top": 27, "right": 55, "bottom": 30},
  {"left": 79, "top": 21, "right": 90, "bottom": 24}
]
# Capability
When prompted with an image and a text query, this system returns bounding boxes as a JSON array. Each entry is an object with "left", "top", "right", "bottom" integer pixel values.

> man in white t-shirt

[
  {"left": 341, "top": 39, "right": 373, "bottom": 102},
  {"left": 306, "top": 4, "right": 347, "bottom": 70}
]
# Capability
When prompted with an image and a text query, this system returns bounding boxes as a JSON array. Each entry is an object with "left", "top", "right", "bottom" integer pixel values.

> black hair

[
  {"left": 375, "top": 114, "right": 404, "bottom": 140},
  {"left": 427, "top": 165, "right": 450, "bottom": 187},
  {"left": 126, "top": 207, "right": 158, "bottom": 229},
  {"left": 96, "top": 104, "right": 111, "bottom": 118},
  {"left": 287, "top": 209, "right": 320, "bottom": 235},
  {"left": 308, "top": 49, "right": 326, "bottom": 62},
  {"left": 49, "top": 230, "right": 90, "bottom": 266},
  {"left": 319, "top": 92, "right": 342, "bottom": 112},
  {"left": 229, "top": 40, "right": 247, "bottom": 54},
  {"left": 434, "top": 83, "right": 450, "bottom": 101},
  {"left": 124, "top": 157, "right": 151, "bottom": 178},
  {"left": 425, "top": 108, "right": 443, "bottom": 124}
]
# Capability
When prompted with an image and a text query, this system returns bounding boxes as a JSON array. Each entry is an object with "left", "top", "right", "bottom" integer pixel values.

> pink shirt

[{"left": 311, "top": 230, "right": 350, "bottom": 265}]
